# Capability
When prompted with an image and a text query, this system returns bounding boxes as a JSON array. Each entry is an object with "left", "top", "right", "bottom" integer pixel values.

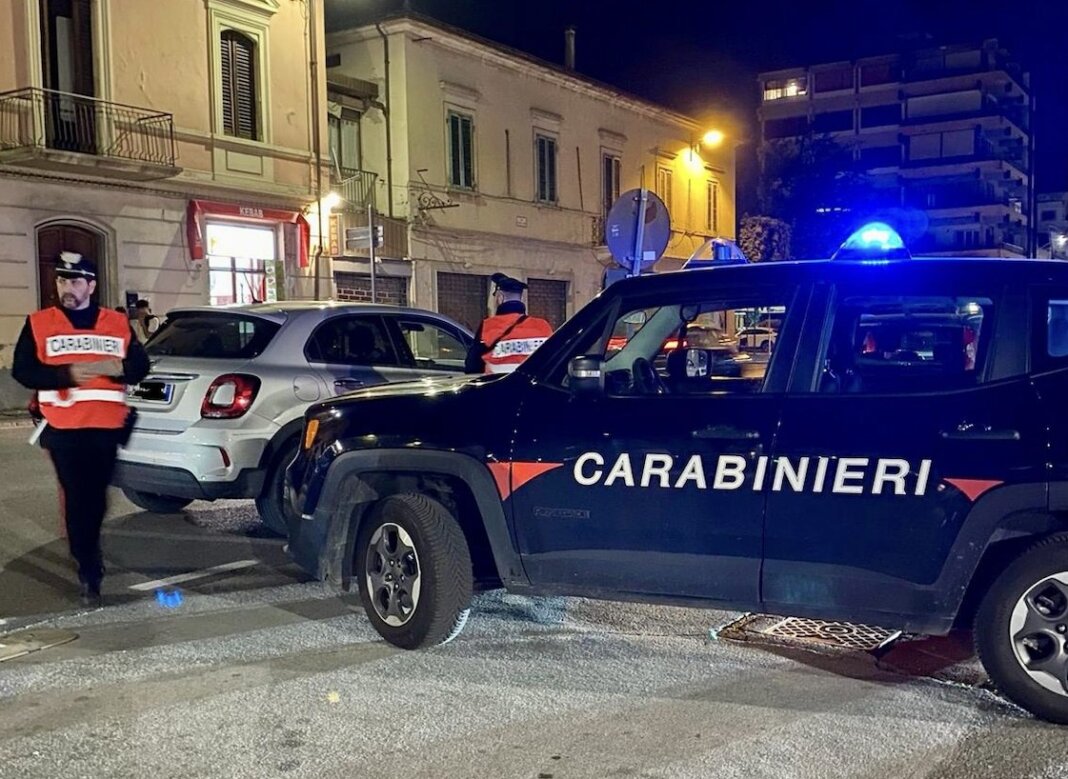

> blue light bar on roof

[{"left": 832, "top": 222, "right": 911, "bottom": 261}]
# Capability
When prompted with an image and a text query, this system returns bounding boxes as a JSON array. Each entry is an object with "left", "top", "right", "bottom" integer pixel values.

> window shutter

[{"left": 221, "top": 31, "right": 257, "bottom": 140}]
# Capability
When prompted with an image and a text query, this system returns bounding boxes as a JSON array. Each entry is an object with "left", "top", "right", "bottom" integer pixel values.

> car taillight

[{"left": 201, "top": 374, "right": 260, "bottom": 419}]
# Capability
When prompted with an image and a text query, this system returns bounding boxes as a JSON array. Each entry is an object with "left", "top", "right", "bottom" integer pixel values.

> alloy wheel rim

[
  {"left": 365, "top": 522, "right": 422, "bottom": 627},
  {"left": 1008, "top": 572, "right": 1068, "bottom": 697}
]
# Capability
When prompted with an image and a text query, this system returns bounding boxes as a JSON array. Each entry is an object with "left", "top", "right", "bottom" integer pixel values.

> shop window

[{"left": 206, "top": 223, "right": 275, "bottom": 306}]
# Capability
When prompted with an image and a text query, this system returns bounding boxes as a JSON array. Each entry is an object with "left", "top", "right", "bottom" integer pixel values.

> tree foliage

[
  {"left": 755, "top": 133, "right": 880, "bottom": 259},
  {"left": 739, "top": 216, "right": 791, "bottom": 262}
]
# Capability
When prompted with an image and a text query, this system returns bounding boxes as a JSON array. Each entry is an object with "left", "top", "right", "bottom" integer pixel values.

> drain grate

[
  {"left": 765, "top": 617, "right": 898, "bottom": 651},
  {"left": 714, "top": 613, "right": 899, "bottom": 652}
]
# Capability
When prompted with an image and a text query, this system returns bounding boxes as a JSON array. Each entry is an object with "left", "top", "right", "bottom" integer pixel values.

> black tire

[
  {"left": 123, "top": 488, "right": 192, "bottom": 514},
  {"left": 255, "top": 439, "right": 299, "bottom": 536},
  {"left": 355, "top": 493, "right": 473, "bottom": 649},
  {"left": 975, "top": 533, "right": 1068, "bottom": 724}
]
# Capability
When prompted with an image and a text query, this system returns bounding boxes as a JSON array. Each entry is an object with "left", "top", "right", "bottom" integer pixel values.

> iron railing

[
  {"left": 0, "top": 87, "right": 177, "bottom": 167},
  {"left": 331, "top": 166, "right": 378, "bottom": 211}
]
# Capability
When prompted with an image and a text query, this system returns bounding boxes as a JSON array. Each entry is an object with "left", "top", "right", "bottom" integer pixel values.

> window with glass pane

[
  {"left": 328, "top": 110, "right": 361, "bottom": 172},
  {"left": 447, "top": 111, "right": 475, "bottom": 188},
  {"left": 820, "top": 295, "right": 992, "bottom": 394},
  {"left": 600, "top": 299, "right": 788, "bottom": 396},
  {"left": 396, "top": 318, "right": 467, "bottom": 371},
  {"left": 602, "top": 153, "right": 621, "bottom": 218},
  {"left": 656, "top": 167, "right": 673, "bottom": 216},
  {"left": 535, "top": 134, "right": 558, "bottom": 203},
  {"left": 305, "top": 316, "right": 398, "bottom": 366}
]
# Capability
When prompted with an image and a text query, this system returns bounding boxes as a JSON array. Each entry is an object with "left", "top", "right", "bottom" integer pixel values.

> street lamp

[{"left": 702, "top": 129, "right": 725, "bottom": 148}]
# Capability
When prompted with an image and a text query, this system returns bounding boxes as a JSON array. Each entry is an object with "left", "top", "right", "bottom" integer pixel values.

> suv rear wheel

[
  {"left": 255, "top": 439, "right": 298, "bottom": 536},
  {"left": 975, "top": 534, "right": 1068, "bottom": 724},
  {"left": 355, "top": 493, "right": 472, "bottom": 649},
  {"left": 122, "top": 489, "right": 192, "bottom": 514}
]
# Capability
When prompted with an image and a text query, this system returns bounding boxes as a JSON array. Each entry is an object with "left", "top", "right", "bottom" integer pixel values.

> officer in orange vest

[
  {"left": 464, "top": 273, "right": 554, "bottom": 374},
  {"left": 12, "top": 252, "right": 149, "bottom": 607}
]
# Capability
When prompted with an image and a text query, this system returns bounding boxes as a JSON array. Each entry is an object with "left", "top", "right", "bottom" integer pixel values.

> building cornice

[{"left": 327, "top": 18, "right": 699, "bottom": 132}]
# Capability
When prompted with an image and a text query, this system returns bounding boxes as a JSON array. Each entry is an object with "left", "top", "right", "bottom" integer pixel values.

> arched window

[{"left": 220, "top": 30, "right": 258, "bottom": 140}]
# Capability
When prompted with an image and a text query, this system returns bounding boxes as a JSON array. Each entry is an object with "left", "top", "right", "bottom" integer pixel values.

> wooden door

[{"left": 37, "top": 225, "right": 104, "bottom": 308}]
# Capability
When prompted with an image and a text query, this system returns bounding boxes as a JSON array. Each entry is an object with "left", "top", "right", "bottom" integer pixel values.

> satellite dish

[{"left": 605, "top": 189, "right": 671, "bottom": 275}]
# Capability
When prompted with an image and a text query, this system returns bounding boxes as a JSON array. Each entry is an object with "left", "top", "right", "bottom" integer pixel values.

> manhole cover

[
  {"left": 0, "top": 628, "right": 78, "bottom": 662},
  {"left": 715, "top": 614, "right": 899, "bottom": 652}
]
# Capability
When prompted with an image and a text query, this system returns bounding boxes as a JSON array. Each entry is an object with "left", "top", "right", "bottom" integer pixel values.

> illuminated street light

[
  {"left": 321, "top": 191, "right": 342, "bottom": 211},
  {"left": 702, "top": 129, "right": 725, "bottom": 147}
]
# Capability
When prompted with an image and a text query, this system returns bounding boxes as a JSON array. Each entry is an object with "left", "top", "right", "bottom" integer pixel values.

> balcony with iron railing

[
  {"left": 330, "top": 166, "right": 378, "bottom": 212},
  {"left": 0, "top": 87, "right": 180, "bottom": 180}
]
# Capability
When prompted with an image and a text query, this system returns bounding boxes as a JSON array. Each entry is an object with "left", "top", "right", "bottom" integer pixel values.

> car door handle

[
  {"left": 940, "top": 427, "right": 1020, "bottom": 441},
  {"left": 692, "top": 425, "right": 761, "bottom": 441},
  {"left": 333, "top": 378, "right": 365, "bottom": 392}
]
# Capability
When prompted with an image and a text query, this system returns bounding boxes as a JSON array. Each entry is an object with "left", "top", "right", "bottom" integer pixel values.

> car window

[
  {"left": 394, "top": 318, "right": 469, "bottom": 372},
  {"left": 1029, "top": 288, "right": 1068, "bottom": 371},
  {"left": 305, "top": 315, "right": 400, "bottom": 367},
  {"left": 147, "top": 313, "right": 280, "bottom": 359},
  {"left": 599, "top": 298, "right": 789, "bottom": 396},
  {"left": 819, "top": 294, "right": 993, "bottom": 394}
]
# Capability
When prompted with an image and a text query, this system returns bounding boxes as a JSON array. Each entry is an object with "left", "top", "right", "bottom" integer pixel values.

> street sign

[
  {"left": 345, "top": 225, "right": 383, "bottom": 248},
  {"left": 605, "top": 188, "right": 671, "bottom": 276}
]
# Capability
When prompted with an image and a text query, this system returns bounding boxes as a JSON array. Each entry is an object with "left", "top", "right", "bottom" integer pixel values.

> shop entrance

[{"left": 207, "top": 222, "right": 277, "bottom": 306}]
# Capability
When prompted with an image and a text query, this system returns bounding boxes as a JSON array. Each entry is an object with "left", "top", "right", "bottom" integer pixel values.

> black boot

[{"left": 79, "top": 582, "right": 103, "bottom": 608}]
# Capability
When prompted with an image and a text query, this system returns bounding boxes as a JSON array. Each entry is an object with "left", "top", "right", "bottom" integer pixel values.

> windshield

[{"left": 147, "top": 312, "right": 281, "bottom": 359}]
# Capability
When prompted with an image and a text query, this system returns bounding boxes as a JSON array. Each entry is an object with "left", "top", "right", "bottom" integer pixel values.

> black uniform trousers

[{"left": 45, "top": 429, "right": 120, "bottom": 587}]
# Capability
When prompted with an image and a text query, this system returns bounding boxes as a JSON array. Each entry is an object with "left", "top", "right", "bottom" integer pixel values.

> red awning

[{"left": 187, "top": 199, "right": 310, "bottom": 268}]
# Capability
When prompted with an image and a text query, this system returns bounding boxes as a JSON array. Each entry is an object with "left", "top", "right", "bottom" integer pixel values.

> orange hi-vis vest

[
  {"left": 30, "top": 306, "right": 130, "bottom": 429},
  {"left": 480, "top": 313, "right": 553, "bottom": 374}
]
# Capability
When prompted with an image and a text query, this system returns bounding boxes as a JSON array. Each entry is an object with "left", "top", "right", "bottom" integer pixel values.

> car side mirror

[{"left": 568, "top": 355, "right": 603, "bottom": 398}]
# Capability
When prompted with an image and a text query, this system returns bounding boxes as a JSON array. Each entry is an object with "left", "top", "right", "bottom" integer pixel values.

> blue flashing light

[
  {"left": 154, "top": 588, "right": 184, "bottom": 609},
  {"left": 832, "top": 222, "right": 911, "bottom": 261}
]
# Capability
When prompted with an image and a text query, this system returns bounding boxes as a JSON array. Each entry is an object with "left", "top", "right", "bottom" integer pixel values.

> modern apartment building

[
  {"left": 323, "top": 14, "right": 736, "bottom": 331},
  {"left": 0, "top": 0, "right": 329, "bottom": 407},
  {"left": 758, "top": 39, "right": 1034, "bottom": 257}
]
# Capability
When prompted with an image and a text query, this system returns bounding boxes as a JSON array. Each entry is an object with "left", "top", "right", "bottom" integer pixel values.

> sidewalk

[{"left": 0, "top": 410, "right": 33, "bottom": 429}]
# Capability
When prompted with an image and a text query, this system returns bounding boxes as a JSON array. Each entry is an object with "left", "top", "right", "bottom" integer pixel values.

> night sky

[{"left": 325, "top": 0, "right": 1068, "bottom": 192}]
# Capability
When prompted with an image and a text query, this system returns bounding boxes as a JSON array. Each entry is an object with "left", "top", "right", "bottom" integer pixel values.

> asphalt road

[{"left": 1, "top": 425, "right": 1068, "bottom": 778}]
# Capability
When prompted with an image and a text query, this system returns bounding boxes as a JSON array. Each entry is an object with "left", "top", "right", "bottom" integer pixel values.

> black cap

[
  {"left": 55, "top": 251, "right": 97, "bottom": 280},
  {"left": 491, "top": 272, "right": 527, "bottom": 293}
]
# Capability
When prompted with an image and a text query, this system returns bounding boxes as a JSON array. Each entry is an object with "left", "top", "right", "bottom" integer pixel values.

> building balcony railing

[
  {"left": 331, "top": 166, "right": 378, "bottom": 212},
  {"left": 901, "top": 151, "right": 1030, "bottom": 177},
  {"left": 0, "top": 87, "right": 179, "bottom": 179},
  {"left": 902, "top": 105, "right": 1029, "bottom": 132}
]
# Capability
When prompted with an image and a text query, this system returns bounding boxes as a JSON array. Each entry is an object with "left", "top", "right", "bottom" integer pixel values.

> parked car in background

[{"left": 114, "top": 302, "right": 472, "bottom": 533}]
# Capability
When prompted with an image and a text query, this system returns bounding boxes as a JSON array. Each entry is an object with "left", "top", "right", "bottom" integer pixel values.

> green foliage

[{"left": 739, "top": 216, "right": 791, "bottom": 262}]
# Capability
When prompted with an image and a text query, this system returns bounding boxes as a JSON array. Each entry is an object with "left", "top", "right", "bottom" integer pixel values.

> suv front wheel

[
  {"left": 355, "top": 493, "right": 473, "bottom": 649},
  {"left": 975, "top": 534, "right": 1068, "bottom": 724}
]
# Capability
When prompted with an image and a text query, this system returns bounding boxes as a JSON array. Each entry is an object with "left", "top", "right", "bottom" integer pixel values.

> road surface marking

[{"left": 128, "top": 560, "right": 259, "bottom": 591}]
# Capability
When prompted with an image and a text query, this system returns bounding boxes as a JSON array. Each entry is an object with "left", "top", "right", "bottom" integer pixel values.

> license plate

[{"left": 128, "top": 381, "right": 172, "bottom": 403}]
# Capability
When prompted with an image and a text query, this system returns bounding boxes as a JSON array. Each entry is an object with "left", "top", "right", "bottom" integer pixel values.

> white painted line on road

[{"left": 128, "top": 560, "right": 259, "bottom": 591}]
